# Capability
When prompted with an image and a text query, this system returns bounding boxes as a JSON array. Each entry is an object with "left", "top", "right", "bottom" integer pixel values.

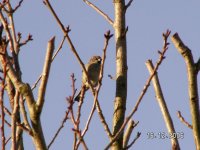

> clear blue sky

[{"left": 3, "top": 0, "right": 200, "bottom": 149}]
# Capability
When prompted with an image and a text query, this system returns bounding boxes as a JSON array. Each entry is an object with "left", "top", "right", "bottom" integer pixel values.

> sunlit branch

[
  {"left": 104, "top": 30, "right": 171, "bottom": 150},
  {"left": 82, "top": 0, "right": 114, "bottom": 26},
  {"left": 37, "top": 37, "right": 55, "bottom": 113}
]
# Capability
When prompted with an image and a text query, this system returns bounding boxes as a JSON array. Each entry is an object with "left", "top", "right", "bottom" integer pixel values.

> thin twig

[
  {"left": 125, "top": 0, "right": 134, "bottom": 12},
  {"left": 82, "top": 0, "right": 114, "bottom": 26},
  {"left": 0, "top": 10, "right": 15, "bottom": 53},
  {"left": 124, "top": 132, "right": 141, "bottom": 150},
  {"left": 71, "top": 74, "right": 86, "bottom": 149},
  {"left": 177, "top": 111, "right": 192, "bottom": 129},
  {"left": 104, "top": 30, "right": 171, "bottom": 150},
  {"left": 47, "top": 111, "right": 69, "bottom": 149},
  {"left": 51, "top": 36, "right": 65, "bottom": 61},
  {"left": 0, "top": 115, "right": 11, "bottom": 127},
  {"left": 48, "top": 74, "right": 76, "bottom": 149},
  {"left": 44, "top": 1, "right": 100, "bottom": 122},
  {"left": 18, "top": 34, "right": 33, "bottom": 48},
  {"left": 123, "top": 120, "right": 137, "bottom": 148},
  {"left": 13, "top": 0, "right": 23, "bottom": 13},
  {"left": 80, "top": 31, "right": 113, "bottom": 140},
  {"left": 31, "top": 36, "right": 65, "bottom": 91},
  {"left": 3, "top": 106, "right": 11, "bottom": 116},
  {"left": 5, "top": 136, "right": 11, "bottom": 145},
  {"left": 95, "top": 31, "right": 113, "bottom": 138},
  {"left": 31, "top": 75, "right": 42, "bottom": 90}
]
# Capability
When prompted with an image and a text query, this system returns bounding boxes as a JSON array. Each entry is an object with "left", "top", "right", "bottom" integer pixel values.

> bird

[{"left": 74, "top": 55, "right": 102, "bottom": 102}]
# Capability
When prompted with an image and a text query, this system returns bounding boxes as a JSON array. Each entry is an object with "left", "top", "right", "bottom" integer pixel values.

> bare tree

[{"left": 0, "top": 1, "right": 199, "bottom": 150}]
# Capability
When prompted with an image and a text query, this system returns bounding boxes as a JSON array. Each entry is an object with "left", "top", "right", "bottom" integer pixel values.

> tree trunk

[{"left": 112, "top": 0, "right": 127, "bottom": 149}]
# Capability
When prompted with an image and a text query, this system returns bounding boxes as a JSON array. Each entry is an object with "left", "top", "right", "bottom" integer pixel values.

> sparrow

[{"left": 74, "top": 55, "right": 102, "bottom": 102}]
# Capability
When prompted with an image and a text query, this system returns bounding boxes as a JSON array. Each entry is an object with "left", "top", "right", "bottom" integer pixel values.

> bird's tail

[{"left": 74, "top": 90, "right": 81, "bottom": 102}]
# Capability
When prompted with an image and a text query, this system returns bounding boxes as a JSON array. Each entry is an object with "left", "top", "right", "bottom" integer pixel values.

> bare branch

[
  {"left": 31, "top": 75, "right": 42, "bottom": 90},
  {"left": 51, "top": 36, "right": 65, "bottom": 62},
  {"left": 80, "top": 31, "right": 113, "bottom": 140},
  {"left": 82, "top": 0, "right": 114, "bottom": 26},
  {"left": 48, "top": 74, "right": 75, "bottom": 149},
  {"left": 31, "top": 36, "right": 65, "bottom": 91},
  {"left": 177, "top": 111, "right": 192, "bottom": 129},
  {"left": 104, "top": 30, "right": 171, "bottom": 150},
  {"left": 16, "top": 122, "right": 33, "bottom": 136},
  {"left": 19, "top": 95, "right": 32, "bottom": 132},
  {"left": 43, "top": 6, "right": 111, "bottom": 147},
  {"left": 74, "top": 83, "right": 86, "bottom": 149},
  {"left": 5, "top": 136, "right": 11, "bottom": 145},
  {"left": 125, "top": 0, "right": 134, "bottom": 12},
  {"left": 48, "top": 111, "right": 69, "bottom": 149},
  {"left": 94, "top": 31, "right": 113, "bottom": 138},
  {"left": 18, "top": 34, "right": 33, "bottom": 48},
  {"left": 146, "top": 60, "right": 180, "bottom": 149},
  {"left": 124, "top": 132, "right": 141, "bottom": 150},
  {"left": 0, "top": 55, "right": 7, "bottom": 150},
  {"left": 13, "top": 0, "right": 23, "bottom": 13},
  {"left": 11, "top": 91, "right": 20, "bottom": 150},
  {"left": 171, "top": 33, "right": 200, "bottom": 149},
  {"left": 123, "top": 120, "right": 136, "bottom": 148},
  {"left": 0, "top": 114, "right": 11, "bottom": 127},
  {"left": 6, "top": 1, "right": 19, "bottom": 53},
  {"left": 37, "top": 37, "right": 55, "bottom": 112},
  {"left": 44, "top": 1, "right": 96, "bottom": 99}
]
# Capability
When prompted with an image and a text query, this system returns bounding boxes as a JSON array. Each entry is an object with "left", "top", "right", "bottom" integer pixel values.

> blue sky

[{"left": 2, "top": 0, "right": 200, "bottom": 149}]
